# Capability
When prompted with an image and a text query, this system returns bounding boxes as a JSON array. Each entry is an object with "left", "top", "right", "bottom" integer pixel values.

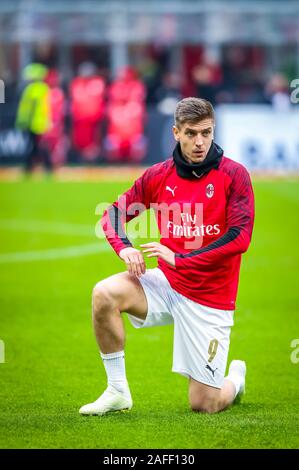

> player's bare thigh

[{"left": 94, "top": 271, "right": 148, "bottom": 320}]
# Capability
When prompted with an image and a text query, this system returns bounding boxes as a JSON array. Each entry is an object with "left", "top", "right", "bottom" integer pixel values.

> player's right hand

[{"left": 119, "top": 247, "right": 146, "bottom": 278}]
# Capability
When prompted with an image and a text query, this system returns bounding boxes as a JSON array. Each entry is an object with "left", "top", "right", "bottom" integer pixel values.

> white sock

[
  {"left": 225, "top": 373, "right": 242, "bottom": 399},
  {"left": 100, "top": 350, "right": 130, "bottom": 395}
]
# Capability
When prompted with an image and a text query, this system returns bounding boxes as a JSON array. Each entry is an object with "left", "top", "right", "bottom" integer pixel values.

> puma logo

[
  {"left": 205, "top": 364, "right": 218, "bottom": 377},
  {"left": 166, "top": 185, "right": 177, "bottom": 197}
]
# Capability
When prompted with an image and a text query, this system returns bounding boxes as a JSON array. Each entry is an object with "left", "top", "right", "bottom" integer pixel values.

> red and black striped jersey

[{"left": 101, "top": 155, "right": 255, "bottom": 310}]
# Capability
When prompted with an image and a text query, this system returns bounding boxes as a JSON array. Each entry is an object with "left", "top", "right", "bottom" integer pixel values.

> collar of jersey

[{"left": 172, "top": 141, "right": 223, "bottom": 179}]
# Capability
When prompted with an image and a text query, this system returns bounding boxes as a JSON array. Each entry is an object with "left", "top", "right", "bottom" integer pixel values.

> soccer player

[{"left": 79, "top": 97, "right": 255, "bottom": 415}]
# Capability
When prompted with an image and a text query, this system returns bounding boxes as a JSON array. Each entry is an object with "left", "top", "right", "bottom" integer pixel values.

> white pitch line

[
  {"left": 0, "top": 219, "right": 97, "bottom": 237},
  {"left": 0, "top": 242, "right": 111, "bottom": 264}
]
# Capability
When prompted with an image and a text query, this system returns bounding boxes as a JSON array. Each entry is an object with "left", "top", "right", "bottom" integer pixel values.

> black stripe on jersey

[
  {"left": 108, "top": 204, "right": 132, "bottom": 247},
  {"left": 175, "top": 226, "right": 240, "bottom": 258}
]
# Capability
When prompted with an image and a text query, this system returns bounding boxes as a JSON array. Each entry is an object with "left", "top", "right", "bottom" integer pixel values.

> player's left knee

[{"left": 190, "top": 398, "right": 220, "bottom": 415}]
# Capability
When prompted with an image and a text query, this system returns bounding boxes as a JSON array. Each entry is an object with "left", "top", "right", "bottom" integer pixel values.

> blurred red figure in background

[
  {"left": 192, "top": 54, "right": 223, "bottom": 105},
  {"left": 109, "top": 66, "right": 145, "bottom": 104},
  {"left": 105, "top": 66, "right": 147, "bottom": 163},
  {"left": 40, "top": 69, "right": 68, "bottom": 169},
  {"left": 70, "top": 63, "right": 105, "bottom": 161}
]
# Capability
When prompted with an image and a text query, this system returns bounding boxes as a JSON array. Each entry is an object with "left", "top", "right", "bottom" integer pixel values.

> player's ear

[{"left": 172, "top": 125, "right": 180, "bottom": 141}]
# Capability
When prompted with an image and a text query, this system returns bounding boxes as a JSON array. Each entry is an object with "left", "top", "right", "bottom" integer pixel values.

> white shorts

[{"left": 127, "top": 267, "right": 234, "bottom": 388}]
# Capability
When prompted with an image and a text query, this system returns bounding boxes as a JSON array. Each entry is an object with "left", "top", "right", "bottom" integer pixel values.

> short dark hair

[{"left": 174, "top": 97, "right": 215, "bottom": 128}]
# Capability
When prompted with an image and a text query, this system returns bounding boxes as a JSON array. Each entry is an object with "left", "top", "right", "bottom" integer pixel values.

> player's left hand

[{"left": 140, "top": 242, "right": 175, "bottom": 267}]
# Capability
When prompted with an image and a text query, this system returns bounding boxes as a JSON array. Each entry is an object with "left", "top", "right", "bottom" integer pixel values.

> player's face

[{"left": 173, "top": 119, "right": 214, "bottom": 164}]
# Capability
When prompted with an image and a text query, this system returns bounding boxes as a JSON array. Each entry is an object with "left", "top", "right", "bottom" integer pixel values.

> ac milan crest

[{"left": 206, "top": 183, "right": 214, "bottom": 198}]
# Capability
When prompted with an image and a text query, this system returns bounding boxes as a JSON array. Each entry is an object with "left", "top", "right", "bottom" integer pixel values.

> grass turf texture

[{"left": 0, "top": 178, "right": 298, "bottom": 449}]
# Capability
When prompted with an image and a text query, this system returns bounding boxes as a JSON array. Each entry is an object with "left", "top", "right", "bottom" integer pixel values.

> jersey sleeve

[
  {"left": 175, "top": 165, "right": 255, "bottom": 270},
  {"left": 100, "top": 168, "right": 152, "bottom": 256}
]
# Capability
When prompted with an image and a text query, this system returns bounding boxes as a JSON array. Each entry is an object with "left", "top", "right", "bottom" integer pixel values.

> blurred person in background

[
  {"left": 192, "top": 53, "right": 223, "bottom": 105},
  {"left": 104, "top": 66, "right": 147, "bottom": 163},
  {"left": 70, "top": 62, "right": 105, "bottom": 161},
  {"left": 264, "top": 73, "right": 291, "bottom": 111},
  {"left": 39, "top": 69, "right": 69, "bottom": 170},
  {"left": 15, "top": 63, "right": 52, "bottom": 174},
  {"left": 155, "top": 72, "right": 182, "bottom": 115},
  {"left": 219, "top": 45, "right": 267, "bottom": 104}
]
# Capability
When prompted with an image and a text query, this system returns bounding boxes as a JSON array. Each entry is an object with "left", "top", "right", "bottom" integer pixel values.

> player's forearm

[
  {"left": 175, "top": 227, "right": 252, "bottom": 270},
  {"left": 100, "top": 207, "right": 132, "bottom": 256}
]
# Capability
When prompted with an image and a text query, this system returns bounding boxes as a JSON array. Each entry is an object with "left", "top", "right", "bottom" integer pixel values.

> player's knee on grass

[
  {"left": 189, "top": 397, "right": 220, "bottom": 414},
  {"left": 189, "top": 380, "right": 221, "bottom": 414}
]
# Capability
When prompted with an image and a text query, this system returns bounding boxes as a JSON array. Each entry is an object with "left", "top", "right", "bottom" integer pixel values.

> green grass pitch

[{"left": 0, "top": 177, "right": 298, "bottom": 449}]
